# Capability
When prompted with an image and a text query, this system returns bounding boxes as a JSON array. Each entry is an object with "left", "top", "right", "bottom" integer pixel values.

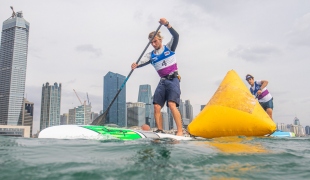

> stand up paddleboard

[{"left": 38, "top": 125, "right": 192, "bottom": 141}]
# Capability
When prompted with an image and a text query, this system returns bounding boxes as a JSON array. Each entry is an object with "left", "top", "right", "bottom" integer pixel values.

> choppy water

[{"left": 1, "top": 136, "right": 310, "bottom": 180}]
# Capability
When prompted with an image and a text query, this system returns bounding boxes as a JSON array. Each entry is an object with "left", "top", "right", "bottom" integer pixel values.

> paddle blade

[{"left": 91, "top": 111, "right": 108, "bottom": 125}]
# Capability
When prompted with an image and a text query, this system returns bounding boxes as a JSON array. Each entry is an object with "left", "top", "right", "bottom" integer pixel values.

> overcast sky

[{"left": 1, "top": 0, "right": 310, "bottom": 134}]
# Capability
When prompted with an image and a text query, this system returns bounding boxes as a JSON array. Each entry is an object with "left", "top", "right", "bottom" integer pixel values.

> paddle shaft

[{"left": 102, "top": 24, "right": 162, "bottom": 118}]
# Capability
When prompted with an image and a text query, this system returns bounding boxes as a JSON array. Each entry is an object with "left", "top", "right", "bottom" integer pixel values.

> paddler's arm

[
  {"left": 257, "top": 80, "right": 269, "bottom": 95},
  {"left": 131, "top": 53, "right": 151, "bottom": 70},
  {"left": 166, "top": 26, "right": 179, "bottom": 52}
]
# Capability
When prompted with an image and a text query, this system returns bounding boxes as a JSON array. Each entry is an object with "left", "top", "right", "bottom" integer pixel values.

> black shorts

[
  {"left": 259, "top": 98, "right": 273, "bottom": 110},
  {"left": 153, "top": 78, "right": 181, "bottom": 107}
]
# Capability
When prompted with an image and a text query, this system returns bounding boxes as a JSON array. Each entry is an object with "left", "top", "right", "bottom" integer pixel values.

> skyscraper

[
  {"left": 0, "top": 10, "right": 30, "bottom": 125},
  {"left": 40, "top": 82, "right": 61, "bottom": 131},
  {"left": 103, "top": 72, "right": 126, "bottom": 127},
  {"left": 137, "top": 84, "right": 154, "bottom": 127}
]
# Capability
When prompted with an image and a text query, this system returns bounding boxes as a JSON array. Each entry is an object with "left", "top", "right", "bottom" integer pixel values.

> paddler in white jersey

[
  {"left": 246, "top": 74, "right": 274, "bottom": 120},
  {"left": 131, "top": 18, "right": 183, "bottom": 136}
]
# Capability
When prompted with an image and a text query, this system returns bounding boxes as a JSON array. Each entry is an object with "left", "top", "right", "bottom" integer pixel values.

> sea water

[{"left": 0, "top": 136, "right": 310, "bottom": 180}]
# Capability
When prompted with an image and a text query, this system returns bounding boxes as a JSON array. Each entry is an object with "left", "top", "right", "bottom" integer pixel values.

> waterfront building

[
  {"left": 305, "top": 126, "right": 310, "bottom": 135},
  {"left": 127, "top": 102, "right": 145, "bottom": 127},
  {"left": 138, "top": 84, "right": 155, "bottom": 128},
  {"left": 103, "top": 72, "right": 126, "bottom": 127},
  {"left": 0, "top": 125, "right": 30, "bottom": 137},
  {"left": 22, "top": 98, "right": 34, "bottom": 135},
  {"left": 290, "top": 117, "right": 305, "bottom": 137},
  {"left": 67, "top": 104, "right": 92, "bottom": 125},
  {"left": 60, "top": 113, "right": 68, "bottom": 125},
  {"left": 277, "top": 123, "right": 289, "bottom": 132},
  {"left": 294, "top": 117, "right": 300, "bottom": 126},
  {"left": 0, "top": 10, "right": 30, "bottom": 125},
  {"left": 75, "top": 104, "right": 92, "bottom": 125},
  {"left": 40, "top": 82, "right": 61, "bottom": 131},
  {"left": 68, "top": 109, "right": 75, "bottom": 125}
]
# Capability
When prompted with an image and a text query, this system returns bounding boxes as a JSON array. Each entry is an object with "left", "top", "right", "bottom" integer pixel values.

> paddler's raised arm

[{"left": 166, "top": 27, "right": 179, "bottom": 52}]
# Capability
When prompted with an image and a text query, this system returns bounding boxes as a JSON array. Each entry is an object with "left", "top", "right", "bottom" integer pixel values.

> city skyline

[{"left": 1, "top": 1, "right": 310, "bottom": 134}]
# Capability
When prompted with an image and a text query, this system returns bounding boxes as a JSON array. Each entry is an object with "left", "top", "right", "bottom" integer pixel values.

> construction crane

[
  {"left": 73, "top": 89, "right": 83, "bottom": 105},
  {"left": 10, "top": 6, "right": 16, "bottom": 18}
]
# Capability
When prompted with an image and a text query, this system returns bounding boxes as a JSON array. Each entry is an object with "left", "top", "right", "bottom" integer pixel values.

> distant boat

[{"left": 270, "top": 130, "right": 295, "bottom": 137}]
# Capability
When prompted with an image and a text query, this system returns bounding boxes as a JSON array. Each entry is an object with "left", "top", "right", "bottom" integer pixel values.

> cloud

[
  {"left": 75, "top": 44, "right": 102, "bottom": 58},
  {"left": 228, "top": 43, "right": 281, "bottom": 62},
  {"left": 287, "top": 13, "right": 310, "bottom": 47}
]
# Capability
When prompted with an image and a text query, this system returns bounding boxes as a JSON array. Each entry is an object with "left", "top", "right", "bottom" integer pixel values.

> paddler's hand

[
  {"left": 257, "top": 90, "right": 262, "bottom": 95},
  {"left": 131, "top": 63, "right": 138, "bottom": 70},
  {"left": 159, "top": 18, "right": 170, "bottom": 28}
]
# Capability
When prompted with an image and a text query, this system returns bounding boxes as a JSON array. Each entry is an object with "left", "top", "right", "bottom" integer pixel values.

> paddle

[{"left": 91, "top": 24, "right": 162, "bottom": 126}]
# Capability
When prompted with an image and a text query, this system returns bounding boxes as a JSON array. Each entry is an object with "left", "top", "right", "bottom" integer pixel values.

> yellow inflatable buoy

[{"left": 188, "top": 70, "right": 276, "bottom": 138}]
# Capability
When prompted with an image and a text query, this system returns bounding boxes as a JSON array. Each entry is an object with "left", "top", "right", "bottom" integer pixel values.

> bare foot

[{"left": 176, "top": 132, "right": 183, "bottom": 136}]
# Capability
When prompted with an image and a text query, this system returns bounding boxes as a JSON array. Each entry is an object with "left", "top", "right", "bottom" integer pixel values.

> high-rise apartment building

[
  {"left": 67, "top": 105, "right": 91, "bottom": 125},
  {"left": 127, "top": 102, "right": 145, "bottom": 127},
  {"left": 40, "top": 82, "right": 61, "bottom": 131},
  {"left": 75, "top": 104, "right": 91, "bottom": 125},
  {"left": 103, "top": 72, "right": 126, "bottom": 127},
  {"left": 137, "top": 84, "right": 154, "bottom": 127},
  {"left": 0, "top": 10, "right": 30, "bottom": 125}
]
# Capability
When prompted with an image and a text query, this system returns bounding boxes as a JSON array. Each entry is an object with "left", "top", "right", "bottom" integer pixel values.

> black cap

[{"left": 245, "top": 74, "right": 253, "bottom": 80}]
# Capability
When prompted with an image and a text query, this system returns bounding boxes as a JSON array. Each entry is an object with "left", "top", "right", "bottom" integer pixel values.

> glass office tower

[
  {"left": 0, "top": 11, "right": 30, "bottom": 125},
  {"left": 103, "top": 72, "right": 126, "bottom": 127},
  {"left": 40, "top": 82, "right": 61, "bottom": 131}
]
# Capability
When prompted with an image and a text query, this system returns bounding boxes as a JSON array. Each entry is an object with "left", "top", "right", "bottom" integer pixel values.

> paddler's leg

[
  {"left": 266, "top": 108, "right": 273, "bottom": 120},
  {"left": 153, "top": 80, "right": 166, "bottom": 132},
  {"left": 168, "top": 101, "right": 183, "bottom": 136},
  {"left": 260, "top": 98, "right": 273, "bottom": 120},
  {"left": 154, "top": 104, "right": 163, "bottom": 130}
]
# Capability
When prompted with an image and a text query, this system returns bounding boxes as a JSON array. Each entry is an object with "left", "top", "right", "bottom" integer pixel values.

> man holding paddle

[
  {"left": 131, "top": 18, "right": 183, "bottom": 136},
  {"left": 246, "top": 74, "right": 274, "bottom": 120}
]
